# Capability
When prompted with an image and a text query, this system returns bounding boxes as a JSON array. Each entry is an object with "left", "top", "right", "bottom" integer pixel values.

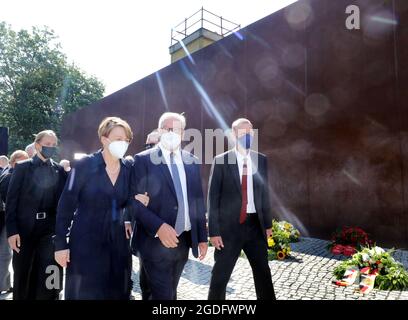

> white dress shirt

[
  {"left": 159, "top": 143, "right": 191, "bottom": 232},
  {"left": 235, "top": 148, "right": 256, "bottom": 213}
]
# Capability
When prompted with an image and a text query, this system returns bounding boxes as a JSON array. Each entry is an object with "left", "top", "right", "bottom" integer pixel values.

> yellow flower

[
  {"left": 268, "top": 238, "right": 275, "bottom": 248},
  {"left": 277, "top": 251, "right": 286, "bottom": 260}
]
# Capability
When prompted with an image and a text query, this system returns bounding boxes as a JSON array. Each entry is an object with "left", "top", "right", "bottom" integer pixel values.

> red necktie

[{"left": 239, "top": 158, "right": 248, "bottom": 224}]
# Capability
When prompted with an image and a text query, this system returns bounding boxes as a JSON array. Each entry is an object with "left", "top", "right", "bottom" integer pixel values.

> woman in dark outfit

[{"left": 55, "top": 117, "right": 149, "bottom": 300}]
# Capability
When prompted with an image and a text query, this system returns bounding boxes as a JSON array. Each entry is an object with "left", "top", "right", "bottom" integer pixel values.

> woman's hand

[
  {"left": 8, "top": 234, "right": 21, "bottom": 253},
  {"left": 55, "top": 249, "right": 70, "bottom": 268},
  {"left": 198, "top": 242, "right": 208, "bottom": 260},
  {"left": 135, "top": 192, "right": 149, "bottom": 207},
  {"left": 125, "top": 222, "right": 133, "bottom": 239}
]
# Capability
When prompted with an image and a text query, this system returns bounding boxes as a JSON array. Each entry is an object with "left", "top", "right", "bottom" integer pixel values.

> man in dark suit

[
  {"left": 130, "top": 112, "right": 208, "bottom": 300},
  {"left": 0, "top": 156, "right": 9, "bottom": 175},
  {"left": 6, "top": 131, "right": 67, "bottom": 300},
  {"left": 208, "top": 118, "right": 276, "bottom": 300},
  {"left": 0, "top": 150, "right": 29, "bottom": 295},
  {"left": 125, "top": 129, "right": 159, "bottom": 300}
]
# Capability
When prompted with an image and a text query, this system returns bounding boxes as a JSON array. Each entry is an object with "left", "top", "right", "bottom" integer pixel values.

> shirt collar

[
  {"left": 159, "top": 143, "right": 181, "bottom": 160},
  {"left": 234, "top": 147, "right": 251, "bottom": 162},
  {"left": 32, "top": 155, "right": 53, "bottom": 167}
]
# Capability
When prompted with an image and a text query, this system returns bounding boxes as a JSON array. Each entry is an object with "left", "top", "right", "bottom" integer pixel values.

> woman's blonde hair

[
  {"left": 98, "top": 117, "right": 133, "bottom": 142},
  {"left": 34, "top": 130, "right": 58, "bottom": 144}
]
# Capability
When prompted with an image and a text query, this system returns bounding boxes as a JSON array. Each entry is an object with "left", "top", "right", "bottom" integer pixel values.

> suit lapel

[
  {"left": 250, "top": 152, "right": 261, "bottom": 213},
  {"left": 157, "top": 148, "right": 177, "bottom": 198},
  {"left": 181, "top": 151, "right": 193, "bottom": 211},
  {"left": 250, "top": 151, "right": 259, "bottom": 195},
  {"left": 228, "top": 151, "right": 242, "bottom": 195}
]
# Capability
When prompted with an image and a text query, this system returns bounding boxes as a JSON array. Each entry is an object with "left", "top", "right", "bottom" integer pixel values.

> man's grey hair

[
  {"left": 231, "top": 118, "right": 253, "bottom": 132},
  {"left": 0, "top": 155, "right": 9, "bottom": 166},
  {"left": 25, "top": 143, "right": 36, "bottom": 153},
  {"left": 158, "top": 112, "right": 186, "bottom": 130}
]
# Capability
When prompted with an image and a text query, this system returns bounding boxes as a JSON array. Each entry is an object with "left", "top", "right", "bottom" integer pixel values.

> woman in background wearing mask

[
  {"left": 55, "top": 117, "right": 148, "bottom": 300},
  {"left": 5, "top": 130, "right": 67, "bottom": 300}
]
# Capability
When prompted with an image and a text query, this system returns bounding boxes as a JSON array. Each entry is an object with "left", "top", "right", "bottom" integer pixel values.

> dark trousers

[
  {"left": 12, "top": 218, "right": 62, "bottom": 300},
  {"left": 141, "top": 231, "right": 191, "bottom": 300},
  {"left": 208, "top": 214, "right": 276, "bottom": 300},
  {"left": 139, "top": 257, "right": 151, "bottom": 300}
]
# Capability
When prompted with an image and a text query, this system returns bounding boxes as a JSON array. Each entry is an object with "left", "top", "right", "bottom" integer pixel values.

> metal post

[
  {"left": 185, "top": 18, "right": 187, "bottom": 36},
  {"left": 201, "top": 6, "right": 204, "bottom": 28},
  {"left": 220, "top": 16, "right": 223, "bottom": 36}
]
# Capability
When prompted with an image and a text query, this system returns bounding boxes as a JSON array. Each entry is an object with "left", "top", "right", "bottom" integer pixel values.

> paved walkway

[
  {"left": 2, "top": 237, "right": 408, "bottom": 300},
  {"left": 129, "top": 237, "right": 408, "bottom": 300},
  {"left": 132, "top": 238, "right": 408, "bottom": 300}
]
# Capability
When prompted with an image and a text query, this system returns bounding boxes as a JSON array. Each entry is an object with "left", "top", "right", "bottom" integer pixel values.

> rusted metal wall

[{"left": 61, "top": 0, "right": 408, "bottom": 247}]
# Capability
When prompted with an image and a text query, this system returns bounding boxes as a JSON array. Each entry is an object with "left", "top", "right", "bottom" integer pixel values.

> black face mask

[
  {"left": 40, "top": 146, "right": 57, "bottom": 159},
  {"left": 144, "top": 143, "right": 156, "bottom": 150}
]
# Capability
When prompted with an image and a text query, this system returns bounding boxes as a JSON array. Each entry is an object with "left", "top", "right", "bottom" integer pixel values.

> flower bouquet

[
  {"left": 333, "top": 246, "right": 408, "bottom": 291},
  {"left": 272, "top": 220, "right": 301, "bottom": 242},
  {"left": 328, "top": 226, "right": 372, "bottom": 256},
  {"left": 267, "top": 220, "right": 300, "bottom": 260},
  {"left": 267, "top": 236, "right": 291, "bottom": 260}
]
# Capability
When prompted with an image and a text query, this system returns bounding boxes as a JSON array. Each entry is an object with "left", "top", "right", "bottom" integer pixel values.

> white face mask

[
  {"left": 160, "top": 131, "right": 182, "bottom": 151},
  {"left": 108, "top": 140, "right": 129, "bottom": 159}
]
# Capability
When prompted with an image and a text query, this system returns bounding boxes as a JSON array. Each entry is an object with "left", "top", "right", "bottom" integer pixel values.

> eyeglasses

[{"left": 161, "top": 127, "right": 182, "bottom": 134}]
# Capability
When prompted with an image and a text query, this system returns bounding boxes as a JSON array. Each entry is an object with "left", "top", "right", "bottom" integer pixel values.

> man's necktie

[
  {"left": 239, "top": 158, "right": 248, "bottom": 224},
  {"left": 170, "top": 152, "right": 185, "bottom": 235}
]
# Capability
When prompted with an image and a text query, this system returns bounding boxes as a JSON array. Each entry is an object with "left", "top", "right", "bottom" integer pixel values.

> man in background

[
  {"left": 144, "top": 129, "right": 160, "bottom": 150},
  {"left": 0, "top": 156, "right": 9, "bottom": 175},
  {"left": 0, "top": 150, "right": 29, "bottom": 296},
  {"left": 24, "top": 143, "right": 36, "bottom": 158}
]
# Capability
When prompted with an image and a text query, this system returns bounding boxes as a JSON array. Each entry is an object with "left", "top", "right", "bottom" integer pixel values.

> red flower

[
  {"left": 343, "top": 245, "right": 356, "bottom": 256},
  {"left": 331, "top": 244, "right": 344, "bottom": 255},
  {"left": 331, "top": 226, "right": 371, "bottom": 245}
]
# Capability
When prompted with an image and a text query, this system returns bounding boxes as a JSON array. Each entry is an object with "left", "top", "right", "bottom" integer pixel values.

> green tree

[{"left": 0, "top": 22, "right": 104, "bottom": 153}]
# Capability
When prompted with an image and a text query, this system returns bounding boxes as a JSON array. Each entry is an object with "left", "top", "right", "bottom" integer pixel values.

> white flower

[
  {"left": 362, "top": 253, "right": 370, "bottom": 262},
  {"left": 373, "top": 246, "right": 385, "bottom": 254}
]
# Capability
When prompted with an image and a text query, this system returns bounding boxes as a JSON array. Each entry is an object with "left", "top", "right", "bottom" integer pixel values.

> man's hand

[
  {"left": 125, "top": 222, "right": 133, "bottom": 240},
  {"left": 135, "top": 192, "right": 149, "bottom": 207},
  {"left": 157, "top": 223, "right": 179, "bottom": 248},
  {"left": 198, "top": 242, "right": 208, "bottom": 260},
  {"left": 210, "top": 236, "right": 224, "bottom": 250},
  {"left": 8, "top": 234, "right": 21, "bottom": 253},
  {"left": 266, "top": 228, "right": 273, "bottom": 238},
  {"left": 55, "top": 249, "right": 70, "bottom": 268}
]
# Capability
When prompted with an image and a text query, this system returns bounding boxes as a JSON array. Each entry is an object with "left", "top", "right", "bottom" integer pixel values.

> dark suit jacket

[
  {"left": 5, "top": 157, "right": 67, "bottom": 238},
  {"left": 129, "top": 146, "right": 207, "bottom": 259},
  {"left": 0, "top": 167, "right": 11, "bottom": 233},
  {"left": 0, "top": 167, "right": 12, "bottom": 204},
  {"left": 207, "top": 149, "right": 272, "bottom": 241}
]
